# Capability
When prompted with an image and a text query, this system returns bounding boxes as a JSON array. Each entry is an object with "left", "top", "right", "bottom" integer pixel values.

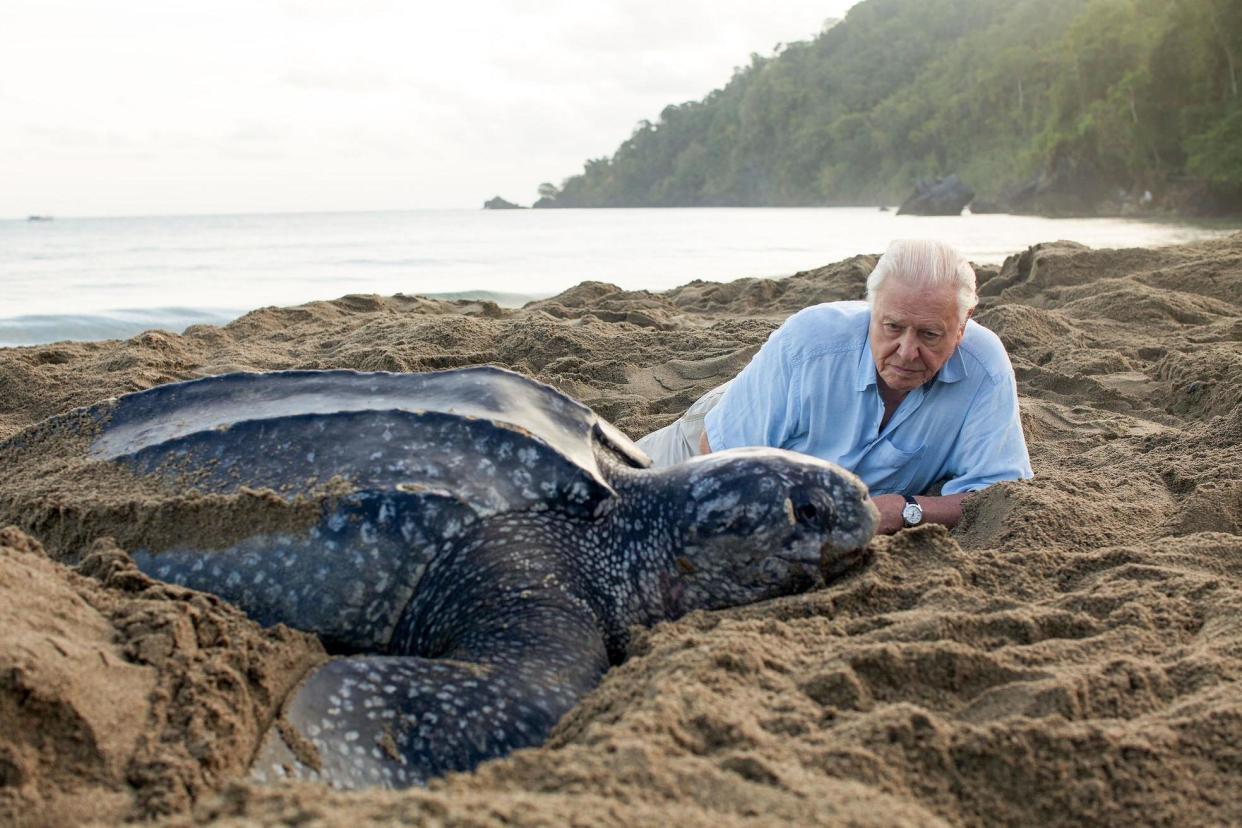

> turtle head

[{"left": 658, "top": 448, "right": 878, "bottom": 618}]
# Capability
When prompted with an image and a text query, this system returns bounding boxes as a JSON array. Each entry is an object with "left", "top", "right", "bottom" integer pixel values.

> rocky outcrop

[
  {"left": 896, "top": 175, "right": 974, "bottom": 216},
  {"left": 483, "top": 196, "right": 524, "bottom": 210}
]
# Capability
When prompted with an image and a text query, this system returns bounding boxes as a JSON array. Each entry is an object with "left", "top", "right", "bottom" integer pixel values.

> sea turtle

[{"left": 2, "top": 367, "right": 878, "bottom": 789}]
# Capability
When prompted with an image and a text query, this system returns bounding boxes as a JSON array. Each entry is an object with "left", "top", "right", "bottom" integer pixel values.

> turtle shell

[{"left": 88, "top": 366, "right": 649, "bottom": 519}]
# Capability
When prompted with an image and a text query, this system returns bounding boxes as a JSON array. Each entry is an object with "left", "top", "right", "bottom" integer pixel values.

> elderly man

[{"left": 636, "top": 239, "right": 1032, "bottom": 534}]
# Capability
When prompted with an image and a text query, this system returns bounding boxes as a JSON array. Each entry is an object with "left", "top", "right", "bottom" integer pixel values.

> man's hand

[
  {"left": 698, "top": 430, "right": 711, "bottom": 455},
  {"left": 872, "top": 493, "right": 969, "bottom": 534}
]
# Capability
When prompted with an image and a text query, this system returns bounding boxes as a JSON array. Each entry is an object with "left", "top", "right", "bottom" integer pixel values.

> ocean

[{"left": 1, "top": 208, "right": 1234, "bottom": 347}]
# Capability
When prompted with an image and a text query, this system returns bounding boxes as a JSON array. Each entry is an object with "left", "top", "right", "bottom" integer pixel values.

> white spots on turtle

[
  {"left": 306, "top": 450, "right": 316, "bottom": 464},
  {"left": 701, "top": 490, "right": 742, "bottom": 519},
  {"left": 566, "top": 479, "right": 591, "bottom": 504},
  {"left": 344, "top": 581, "right": 367, "bottom": 606}
]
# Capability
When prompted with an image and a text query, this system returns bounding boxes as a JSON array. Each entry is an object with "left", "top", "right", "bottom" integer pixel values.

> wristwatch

[{"left": 901, "top": 494, "right": 923, "bottom": 528}]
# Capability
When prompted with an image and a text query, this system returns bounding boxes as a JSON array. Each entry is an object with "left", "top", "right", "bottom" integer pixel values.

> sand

[{"left": 1, "top": 234, "right": 1241, "bottom": 826}]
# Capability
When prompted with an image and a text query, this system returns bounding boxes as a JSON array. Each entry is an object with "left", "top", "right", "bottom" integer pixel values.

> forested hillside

[{"left": 536, "top": 0, "right": 1242, "bottom": 213}]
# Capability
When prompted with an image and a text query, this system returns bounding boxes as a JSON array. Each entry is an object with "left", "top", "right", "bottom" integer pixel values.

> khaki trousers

[{"left": 635, "top": 381, "right": 731, "bottom": 468}]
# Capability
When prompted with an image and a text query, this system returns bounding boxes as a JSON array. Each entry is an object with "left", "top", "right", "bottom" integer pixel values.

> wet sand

[{"left": 2, "top": 234, "right": 1241, "bottom": 826}]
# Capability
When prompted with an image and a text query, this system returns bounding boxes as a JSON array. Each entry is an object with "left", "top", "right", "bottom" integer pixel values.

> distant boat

[{"left": 27, "top": 215, "right": 53, "bottom": 222}]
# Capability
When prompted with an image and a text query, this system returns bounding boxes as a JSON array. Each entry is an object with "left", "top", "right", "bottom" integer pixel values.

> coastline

[
  {"left": 2, "top": 233, "right": 1242, "bottom": 825},
  {"left": 3, "top": 207, "right": 1235, "bottom": 350}
]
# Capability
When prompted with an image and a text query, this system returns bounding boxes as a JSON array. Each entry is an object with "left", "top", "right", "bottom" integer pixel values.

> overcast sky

[{"left": 0, "top": 1, "right": 861, "bottom": 218}]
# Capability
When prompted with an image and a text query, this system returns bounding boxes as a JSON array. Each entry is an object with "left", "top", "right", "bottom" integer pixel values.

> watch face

[{"left": 902, "top": 502, "right": 923, "bottom": 526}]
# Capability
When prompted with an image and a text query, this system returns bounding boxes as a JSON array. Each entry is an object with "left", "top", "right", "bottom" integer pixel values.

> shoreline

[
  {"left": 2, "top": 210, "right": 1237, "bottom": 350},
  {"left": 7, "top": 203, "right": 1242, "bottom": 223},
  {"left": 2, "top": 232, "right": 1242, "bottom": 825}
]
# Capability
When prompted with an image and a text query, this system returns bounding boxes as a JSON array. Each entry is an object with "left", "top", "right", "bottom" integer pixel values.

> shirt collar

[
  {"left": 856, "top": 334, "right": 877, "bottom": 390},
  {"left": 938, "top": 346, "right": 967, "bottom": 384}
]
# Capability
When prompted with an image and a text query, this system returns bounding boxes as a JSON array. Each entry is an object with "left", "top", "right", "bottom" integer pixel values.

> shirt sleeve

[
  {"left": 703, "top": 319, "right": 804, "bottom": 451},
  {"left": 940, "top": 364, "right": 1033, "bottom": 494}
]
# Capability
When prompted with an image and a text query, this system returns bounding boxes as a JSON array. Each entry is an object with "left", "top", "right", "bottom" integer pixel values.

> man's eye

[
  {"left": 884, "top": 323, "right": 901, "bottom": 332},
  {"left": 921, "top": 331, "right": 942, "bottom": 341}
]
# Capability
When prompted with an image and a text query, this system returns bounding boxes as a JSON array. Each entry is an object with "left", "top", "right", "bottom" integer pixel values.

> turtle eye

[{"left": 791, "top": 491, "right": 835, "bottom": 530}]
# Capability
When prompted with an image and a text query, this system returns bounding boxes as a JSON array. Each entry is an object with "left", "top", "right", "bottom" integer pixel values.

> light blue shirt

[{"left": 703, "top": 301, "right": 1032, "bottom": 496}]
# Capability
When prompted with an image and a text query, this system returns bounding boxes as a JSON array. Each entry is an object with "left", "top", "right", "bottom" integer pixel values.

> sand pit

[{"left": 1, "top": 234, "right": 1241, "bottom": 826}]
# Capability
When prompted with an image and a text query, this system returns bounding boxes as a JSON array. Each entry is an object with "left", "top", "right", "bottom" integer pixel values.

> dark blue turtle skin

[{"left": 19, "top": 367, "right": 879, "bottom": 789}]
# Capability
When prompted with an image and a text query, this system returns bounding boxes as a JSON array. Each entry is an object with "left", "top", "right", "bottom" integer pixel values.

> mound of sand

[{"left": 1, "top": 233, "right": 1241, "bottom": 826}]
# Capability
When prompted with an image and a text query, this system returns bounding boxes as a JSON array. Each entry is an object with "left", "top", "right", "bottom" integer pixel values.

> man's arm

[
  {"left": 702, "top": 310, "right": 816, "bottom": 454},
  {"left": 871, "top": 493, "right": 968, "bottom": 534},
  {"left": 939, "top": 340, "right": 1033, "bottom": 496},
  {"left": 705, "top": 424, "right": 966, "bottom": 533}
]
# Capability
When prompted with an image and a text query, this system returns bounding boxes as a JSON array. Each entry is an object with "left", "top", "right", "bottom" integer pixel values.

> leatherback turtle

[{"left": 6, "top": 367, "right": 878, "bottom": 789}]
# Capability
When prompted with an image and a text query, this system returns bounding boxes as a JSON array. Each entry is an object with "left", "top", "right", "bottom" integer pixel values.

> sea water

[{"left": 1, "top": 208, "right": 1234, "bottom": 346}]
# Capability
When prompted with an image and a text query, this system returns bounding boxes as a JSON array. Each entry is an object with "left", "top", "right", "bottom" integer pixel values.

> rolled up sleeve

[
  {"left": 940, "top": 367, "right": 1033, "bottom": 494},
  {"left": 704, "top": 324, "right": 803, "bottom": 451}
]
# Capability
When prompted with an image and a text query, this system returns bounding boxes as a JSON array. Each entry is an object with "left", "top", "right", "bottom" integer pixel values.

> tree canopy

[{"left": 537, "top": 0, "right": 1242, "bottom": 212}]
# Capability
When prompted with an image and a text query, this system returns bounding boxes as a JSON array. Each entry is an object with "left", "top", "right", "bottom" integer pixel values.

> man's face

[{"left": 869, "top": 276, "right": 969, "bottom": 395}]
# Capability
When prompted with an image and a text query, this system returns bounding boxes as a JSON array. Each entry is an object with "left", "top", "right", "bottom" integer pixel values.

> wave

[
  {"left": 0, "top": 293, "right": 544, "bottom": 347},
  {"left": 421, "top": 290, "right": 544, "bottom": 308},
  {"left": 0, "top": 308, "right": 243, "bottom": 347}
]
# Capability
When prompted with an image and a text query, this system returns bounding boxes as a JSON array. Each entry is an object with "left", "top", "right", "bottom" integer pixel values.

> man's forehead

[{"left": 873, "top": 277, "right": 959, "bottom": 323}]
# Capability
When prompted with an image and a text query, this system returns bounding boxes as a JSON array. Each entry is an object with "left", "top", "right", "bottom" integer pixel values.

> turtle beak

[
  {"left": 758, "top": 555, "right": 821, "bottom": 592},
  {"left": 820, "top": 541, "right": 871, "bottom": 580},
  {"left": 832, "top": 496, "right": 880, "bottom": 550},
  {"left": 821, "top": 497, "right": 879, "bottom": 579}
]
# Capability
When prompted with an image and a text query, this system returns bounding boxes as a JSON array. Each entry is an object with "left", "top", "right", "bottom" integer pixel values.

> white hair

[{"left": 865, "top": 239, "right": 978, "bottom": 322}]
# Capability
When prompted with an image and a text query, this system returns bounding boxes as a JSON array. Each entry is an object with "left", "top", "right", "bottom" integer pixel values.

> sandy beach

[{"left": 2, "top": 233, "right": 1241, "bottom": 826}]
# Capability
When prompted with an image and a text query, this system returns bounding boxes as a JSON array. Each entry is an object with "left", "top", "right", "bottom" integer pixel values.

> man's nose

[{"left": 896, "top": 331, "right": 920, "bottom": 362}]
